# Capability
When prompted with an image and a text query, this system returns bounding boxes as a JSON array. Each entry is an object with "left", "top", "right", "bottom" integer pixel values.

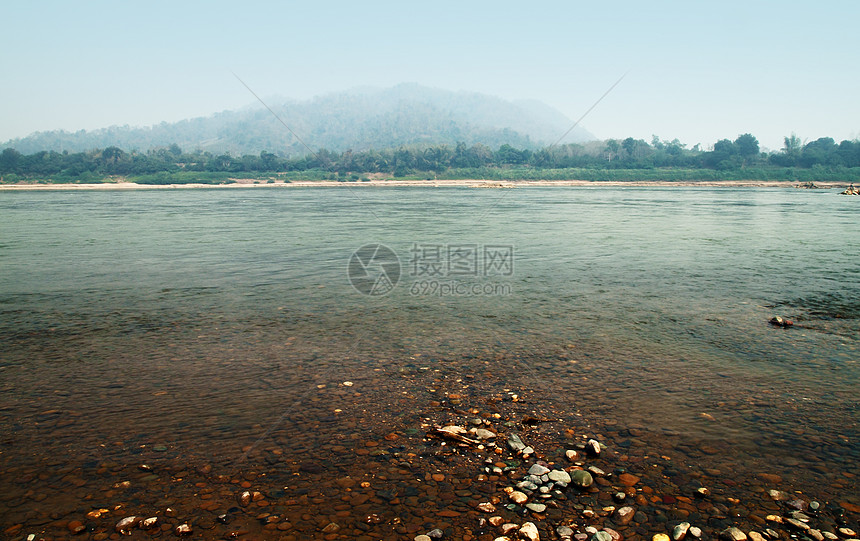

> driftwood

[{"left": 429, "top": 426, "right": 481, "bottom": 445}]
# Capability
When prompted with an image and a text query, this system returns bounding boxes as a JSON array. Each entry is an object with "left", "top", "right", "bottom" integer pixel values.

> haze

[{"left": 2, "top": 0, "right": 857, "bottom": 150}]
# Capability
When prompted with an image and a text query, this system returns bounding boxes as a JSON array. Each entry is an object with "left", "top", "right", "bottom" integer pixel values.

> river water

[{"left": 0, "top": 186, "right": 857, "bottom": 539}]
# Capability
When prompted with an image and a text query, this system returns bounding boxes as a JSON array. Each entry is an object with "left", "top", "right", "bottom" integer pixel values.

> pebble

[
  {"left": 519, "top": 522, "right": 540, "bottom": 541},
  {"left": 604, "top": 529, "right": 622, "bottom": 541},
  {"left": 785, "top": 518, "right": 810, "bottom": 531},
  {"left": 67, "top": 520, "right": 86, "bottom": 534},
  {"left": 528, "top": 464, "right": 550, "bottom": 476},
  {"left": 115, "top": 516, "right": 140, "bottom": 535},
  {"left": 474, "top": 428, "right": 497, "bottom": 440},
  {"left": 140, "top": 517, "right": 158, "bottom": 529},
  {"left": 427, "top": 528, "right": 443, "bottom": 539},
  {"left": 767, "top": 490, "right": 791, "bottom": 501},
  {"left": 614, "top": 506, "right": 635, "bottom": 526},
  {"left": 823, "top": 532, "right": 839, "bottom": 540},
  {"left": 587, "top": 466, "right": 606, "bottom": 477},
  {"left": 571, "top": 470, "right": 593, "bottom": 488},
  {"left": 748, "top": 532, "right": 765, "bottom": 541},
  {"left": 566, "top": 450, "right": 578, "bottom": 461},
  {"left": 696, "top": 487, "right": 711, "bottom": 497},
  {"left": 174, "top": 524, "right": 192, "bottom": 536},
  {"left": 415, "top": 536, "right": 432, "bottom": 541},
  {"left": 510, "top": 491, "right": 529, "bottom": 504},
  {"left": 613, "top": 492, "right": 626, "bottom": 503},
  {"left": 526, "top": 503, "right": 546, "bottom": 513},
  {"left": 808, "top": 530, "right": 825, "bottom": 541},
  {"left": 548, "top": 470, "right": 571, "bottom": 484},
  {"left": 592, "top": 532, "right": 612, "bottom": 541},
  {"left": 558, "top": 526, "right": 574, "bottom": 538},
  {"left": 689, "top": 527, "right": 703, "bottom": 539},
  {"left": 478, "top": 502, "right": 497, "bottom": 513},
  {"left": 721, "top": 527, "right": 747, "bottom": 541},
  {"left": 501, "top": 524, "right": 519, "bottom": 535},
  {"left": 839, "top": 529, "right": 858, "bottom": 537},
  {"left": 673, "top": 522, "right": 691, "bottom": 540},
  {"left": 508, "top": 433, "right": 526, "bottom": 452},
  {"left": 586, "top": 439, "right": 601, "bottom": 456},
  {"left": 654, "top": 535, "right": 671, "bottom": 541}
]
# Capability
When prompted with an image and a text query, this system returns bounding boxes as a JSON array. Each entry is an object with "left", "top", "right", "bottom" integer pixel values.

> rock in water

[
  {"left": 528, "top": 464, "right": 551, "bottom": 476},
  {"left": 548, "top": 470, "right": 571, "bottom": 484},
  {"left": 586, "top": 439, "right": 601, "bottom": 456},
  {"left": 519, "top": 522, "right": 540, "bottom": 541},
  {"left": 115, "top": 516, "right": 140, "bottom": 535},
  {"left": 721, "top": 527, "right": 747, "bottom": 541},
  {"left": 508, "top": 433, "right": 526, "bottom": 453},
  {"left": 653, "top": 535, "right": 671, "bottom": 541},
  {"left": 592, "top": 532, "right": 612, "bottom": 541},
  {"left": 571, "top": 470, "right": 594, "bottom": 488},
  {"left": 174, "top": 524, "right": 192, "bottom": 536},
  {"left": 615, "top": 507, "right": 635, "bottom": 526},
  {"left": 673, "top": 522, "right": 691, "bottom": 541},
  {"left": 510, "top": 491, "right": 529, "bottom": 504},
  {"left": 526, "top": 503, "right": 547, "bottom": 513}
]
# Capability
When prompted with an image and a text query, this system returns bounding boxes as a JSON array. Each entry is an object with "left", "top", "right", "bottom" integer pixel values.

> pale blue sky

[{"left": 1, "top": 0, "right": 857, "bottom": 150}]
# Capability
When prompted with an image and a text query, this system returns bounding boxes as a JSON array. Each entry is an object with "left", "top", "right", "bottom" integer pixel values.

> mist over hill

[{"left": 2, "top": 84, "right": 594, "bottom": 155}]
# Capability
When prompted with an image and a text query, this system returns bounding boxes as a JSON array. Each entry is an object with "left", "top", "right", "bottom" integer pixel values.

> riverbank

[{"left": 0, "top": 179, "right": 852, "bottom": 190}]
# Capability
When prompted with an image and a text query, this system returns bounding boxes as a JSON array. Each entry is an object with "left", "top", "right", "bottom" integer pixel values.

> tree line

[{"left": 2, "top": 134, "right": 859, "bottom": 183}]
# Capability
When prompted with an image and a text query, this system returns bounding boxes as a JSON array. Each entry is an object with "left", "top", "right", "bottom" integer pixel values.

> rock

[
  {"left": 508, "top": 433, "right": 527, "bottom": 452},
  {"left": 757, "top": 473, "right": 782, "bottom": 484},
  {"left": 654, "top": 535, "right": 671, "bottom": 541},
  {"left": 558, "top": 526, "right": 574, "bottom": 538},
  {"left": 415, "top": 536, "right": 432, "bottom": 541},
  {"left": 526, "top": 503, "right": 547, "bottom": 513},
  {"left": 174, "top": 523, "right": 192, "bottom": 536},
  {"left": 769, "top": 316, "right": 793, "bottom": 328},
  {"left": 549, "top": 470, "right": 572, "bottom": 484},
  {"left": 140, "top": 517, "right": 158, "bottom": 530},
  {"left": 720, "top": 527, "right": 747, "bottom": 541},
  {"left": 810, "top": 501, "right": 821, "bottom": 511},
  {"left": 495, "top": 538, "right": 513, "bottom": 541},
  {"left": 788, "top": 500, "right": 808, "bottom": 511},
  {"left": 67, "top": 520, "right": 86, "bottom": 534},
  {"left": 474, "top": 429, "right": 497, "bottom": 440},
  {"left": 839, "top": 529, "right": 858, "bottom": 538},
  {"left": 748, "top": 532, "right": 765, "bottom": 541},
  {"left": 488, "top": 517, "right": 504, "bottom": 527},
  {"left": 615, "top": 507, "right": 635, "bottom": 526},
  {"left": 767, "top": 490, "right": 790, "bottom": 501},
  {"left": 510, "top": 491, "right": 529, "bottom": 504},
  {"left": 321, "top": 523, "right": 340, "bottom": 533},
  {"left": 696, "top": 487, "right": 711, "bottom": 497},
  {"left": 789, "top": 511, "right": 811, "bottom": 522},
  {"left": 566, "top": 450, "right": 579, "bottom": 461},
  {"left": 618, "top": 473, "right": 640, "bottom": 486},
  {"left": 689, "top": 527, "right": 702, "bottom": 539},
  {"left": 823, "top": 533, "right": 838, "bottom": 541},
  {"left": 519, "top": 522, "right": 540, "bottom": 541},
  {"left": 785, "top": 519, "right": 810, "bottom": 532},
  {"left": 528, "top": 464, "right": 550, "bottom": 476},
  {"left": 478, "top": 502, "right": 497, "bottom": 513},
  {"left": 592, "top": 532, "right": 612, "bottom": 541},
  {"left": 604, "top": 529, "right": 622, "bottom": 541},
  {"left": 808, "top": 530, "right": 825, "bottom": 541},
  {"left": 427, "top": 529, "right": 444, "bottom": 539},
  {"left": 673, "top": 522, "right": 691, "bottom": 541},
  {"left": 588, "top": 466, "right": 606, "bottom": 477},
  {"left": 115, "top": 516, "right": 140, "bottom": 535},
  {"left": 614, "top": 492, "right": 627, "bottom": 503},
  {"left": 501, "top": 524, "right": 519, "bottom": 535},
  {"left": 571, "top": 470, "right": 593, "bottom": 488},
  {"left": 586, "top": 439, "right": 601, "bottom": 456},
  {"left": 764, "top": 515, "right": 782, "bottom": 524},
  {"left": 238, "top": 490, "right": 252, "bottom": 506}
]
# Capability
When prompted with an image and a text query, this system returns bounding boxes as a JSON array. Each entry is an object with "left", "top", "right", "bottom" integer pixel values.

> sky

[{"left": 1, "top": 0, "right": 858, "bottom": 151}]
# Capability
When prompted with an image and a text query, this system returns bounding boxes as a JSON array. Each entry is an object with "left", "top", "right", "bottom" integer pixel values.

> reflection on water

[{"left": 0, "top": 187, "right": 858, "bottom": 536}]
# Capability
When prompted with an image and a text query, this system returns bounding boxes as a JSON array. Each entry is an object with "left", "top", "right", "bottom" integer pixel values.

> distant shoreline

[{"left": 0, "top": 179, "right": 850, "bottom": 190}]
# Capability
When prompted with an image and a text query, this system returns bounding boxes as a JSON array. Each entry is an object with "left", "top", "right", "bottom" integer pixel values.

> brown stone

[
  {"left": 67, "top": 520, "right": 86, "bottom": 534},
  {"left": 757, "top": 474, "right": 782, "bottom": 484},
  {"left": 618, "top": 473, "right": 640, "bottom": 486}
]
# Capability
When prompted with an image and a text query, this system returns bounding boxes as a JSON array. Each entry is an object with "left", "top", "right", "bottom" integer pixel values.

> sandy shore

[{"left": 0, "top": 179, "right": 849, "bottom": 190}]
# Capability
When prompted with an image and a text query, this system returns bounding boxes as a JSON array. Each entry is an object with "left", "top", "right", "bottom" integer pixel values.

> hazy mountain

[{"left": 2, "top": 84, "right": 594, "bottom": 155}]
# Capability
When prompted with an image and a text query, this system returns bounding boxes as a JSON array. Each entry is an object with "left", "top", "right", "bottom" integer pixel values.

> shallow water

[{"left": 0, "top": 186, "right": 858, "bottom": 539}]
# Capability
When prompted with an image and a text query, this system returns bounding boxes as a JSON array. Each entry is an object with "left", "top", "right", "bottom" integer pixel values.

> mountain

[{"left": 1, "top": 84, "right": 595, "bottom": 155}]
